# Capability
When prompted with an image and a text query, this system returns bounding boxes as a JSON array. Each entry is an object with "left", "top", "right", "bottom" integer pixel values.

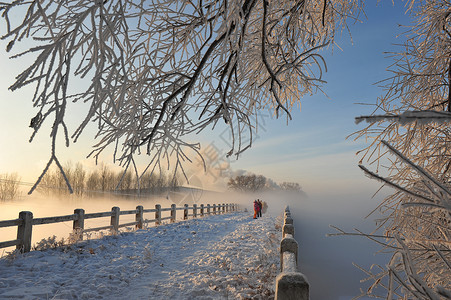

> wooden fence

[
  {"left": 0, "top": 203, "right": 237, "bottom": 253},
  {"left": 275, "top": 206, "right": 310, "bottom": 300}
]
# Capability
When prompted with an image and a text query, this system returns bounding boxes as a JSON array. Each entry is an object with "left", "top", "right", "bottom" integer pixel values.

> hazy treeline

[
  {"left": 38, "top": 162, "right": 180, "bottom": 197},
  {"left": 227, "top": 174, "right": 304, "bottom": 194},
  {"left": 0, "top": 172, "right": 21, "bottom": 201}
]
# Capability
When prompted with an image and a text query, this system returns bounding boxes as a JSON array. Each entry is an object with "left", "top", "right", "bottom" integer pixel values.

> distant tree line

[
  {"left": 227, "top": 174, "right": 304, "bottom": 194},
  {"left": 0, "top": 172, "right": 21, "bottom": 201},
  {"left": 38, "top": 162, "right": 180, "bottom": 197}
]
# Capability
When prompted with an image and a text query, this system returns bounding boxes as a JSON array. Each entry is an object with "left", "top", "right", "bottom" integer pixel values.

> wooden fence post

[
  {"left": 207, "top": 204, "right": 211, "bottom": 215},
  {"left": 222, "top": 203, "right": 225, "bottom": 214},
  {"left": 73, "top": 208, "right": 85, "bottom": 240},
  {"left": 213, "top": 204, "right": 216, "bottom": 215},
  {"left": 155, "top": 204, "right": 161, "bottom": 225},
  {"left": 17, "top": 211, "right": 33, "bottom": 253},
  {"left": 136, "top": 205, "right": 143, "bottom": 229},
  {"left": 111, "top": 207, "right": 120, "bottom": 233},
  {"left": 193, "top": 204, "right": 197, "bottom": 218},
  {"left": 184, "top": 204, "right": 188, "bottom": 220},
  {"left": 200, "top": 204, "right": 204, "bottom": 216},
  {"left": 171, "top": 204, "right": 176, "bottom": 223}
]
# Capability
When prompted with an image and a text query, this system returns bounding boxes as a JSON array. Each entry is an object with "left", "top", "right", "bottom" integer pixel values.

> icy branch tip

[{"left": 355, "top": 110, "right": 451, "bottom": 125}]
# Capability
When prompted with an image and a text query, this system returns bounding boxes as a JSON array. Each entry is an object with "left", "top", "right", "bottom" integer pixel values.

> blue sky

[
  {"left": 0, "top": 1, "right": 412, "bottom": 195},
  {"left": 203, "top": 1, "right": 413, "bottom": 193}
]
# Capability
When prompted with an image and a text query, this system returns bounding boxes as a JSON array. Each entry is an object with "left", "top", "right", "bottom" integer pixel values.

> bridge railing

[
  {"left": 275, "top": 206, "right": 309, "bottom": 300},
  {"left": 0, "top": 203, "right": 237, "bottom": 253}
]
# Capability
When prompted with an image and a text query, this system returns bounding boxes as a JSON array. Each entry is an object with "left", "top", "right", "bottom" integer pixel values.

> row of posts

[
  {"left": 275, "top": 206, "right": 309, "bottom": 300},
  {"left": 16, "top": 203, "right": 235, "bottom": 253},
  {"left": 79, "top": 203, "right": 233, "bottom": 233}
]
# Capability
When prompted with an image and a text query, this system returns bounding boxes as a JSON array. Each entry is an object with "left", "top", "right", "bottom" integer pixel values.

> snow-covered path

[{"left": 0, "top": 212, "right": 282, "bottom": 299}]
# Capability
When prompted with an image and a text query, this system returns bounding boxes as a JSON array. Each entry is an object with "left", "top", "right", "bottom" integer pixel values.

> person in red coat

[{"left": 253, "top": 200, "right": 259, "bottom": 219}]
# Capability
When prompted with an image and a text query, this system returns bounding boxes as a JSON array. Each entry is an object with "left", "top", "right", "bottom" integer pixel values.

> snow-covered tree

[
  {"left": 279, "top": 181, "right": 303, "bottom": 192},
  {"left": 351, "top": 0, "right": 451, "bottom": 297},
  {"left": 0, "top": 172, "right": 21, "bottom": 201},
  {"left": 72, "top": 162, "right": 86, "bottom": 195},
  {"left": 228, "top": 174, "right": 267, "bottom": 192},
  {"left": 0, "top": 0, "right": 362, "bottom": 193}
]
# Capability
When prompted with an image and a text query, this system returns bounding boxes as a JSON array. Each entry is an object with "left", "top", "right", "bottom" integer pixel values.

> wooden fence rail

[
  {"left": 0, "top": 203, "right": 237, "bottom": 253},
  {"left": 275, "top": 206, "right": 310, "bottom": 300}
]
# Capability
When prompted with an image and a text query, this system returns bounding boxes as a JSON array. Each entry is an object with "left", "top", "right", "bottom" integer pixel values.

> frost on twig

[
  {"left": 348, "top": 141, "right": 451, "bottom": 299},
  {"left": 0, "top": 0, "right": 362, "bottom": 192},
  {"left": 355, "top": 110, "right": 451, "bottom": 125},
  {"left": 349, "top": 0, "right": 451, "bottom": 298}
]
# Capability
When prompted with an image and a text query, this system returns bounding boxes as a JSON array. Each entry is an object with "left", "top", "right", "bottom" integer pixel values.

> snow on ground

[{"left": 0, "top": 212, "right": 282, "bottom": 299}]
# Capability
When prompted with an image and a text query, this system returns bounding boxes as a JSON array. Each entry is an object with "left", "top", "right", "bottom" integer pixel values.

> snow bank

[{"left": 0, "top": 212, "right": 281, "bottom": 299}]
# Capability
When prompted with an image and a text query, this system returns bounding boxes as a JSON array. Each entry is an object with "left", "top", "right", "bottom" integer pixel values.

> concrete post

[
  {"left": 283, "top": 224, "right": 294, "bottom": 238},
  {"left": 284, "top": 216, "right": 294, "bottom": 225},
  {"left": 171, "top": 204, "right": 176, "bottom": 223},
  {"left": 275, "top": 205, "right": 310, "bottom": 300},
  {"left": 111, "top": 207, "right": 120, "bottom": 233},
  {"left": 275, "top": 272, "right": 309, "bottom": 300},
  {"left": 155, "top": 204, "right": 161, "bottom": 225},
  {"left": 135, "top": 205, "right": 143, "bottom": 229},
  {"left": 184, "top": 204, "right": 188, "bottom": 220},
  {"left": 73, "top": 208, "right": 85, "bottom": 240},
  {"left": 17, "top": 211, "right": 33, "bottom": 253},
  {"left": 280, "top": 237, "right": 298, "bottom": 272}
]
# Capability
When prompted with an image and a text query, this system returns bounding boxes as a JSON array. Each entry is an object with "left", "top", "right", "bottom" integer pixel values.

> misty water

[{"left": 0, "top": 188, "right": 389, "bottom": 300}]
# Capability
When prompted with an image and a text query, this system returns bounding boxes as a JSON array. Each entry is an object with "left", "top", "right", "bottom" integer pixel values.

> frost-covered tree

[
  {"left": 85, "top": 170, "right": 100, "bottom": 192},
  {"left": 279, "top": 181, "right": 303, "bottom": 192},
  {"left": 350, "top": 0, "right": 451, "bottom": 297},
  {"left": 0, "top": 172, "right": 21, "bottom": 201},
  {"left": 37, "top": 161, "right": 173, "bottom": 196},
  {"left": 72, "top": 162, "right": 86, "bottom": 195},
  {"left": 228, "top": 174, "right": 267, "bottom": 192},
  {"left": 0, "top": 0, "right": 362, "bottom": 193}
]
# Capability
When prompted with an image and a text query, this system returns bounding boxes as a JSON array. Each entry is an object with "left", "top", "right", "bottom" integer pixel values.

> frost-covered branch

[
  {"left": 355, "top": 110, "right": 451, "bottom": 125},
  {"left": 355, "top": 141, "right": 451, "bottom": 299},
  {"left": 351, "top": 2, "right": 451, "bottom": 296},
  {"left": 0, "top": 0, "right": 362, "bottom": 192}
]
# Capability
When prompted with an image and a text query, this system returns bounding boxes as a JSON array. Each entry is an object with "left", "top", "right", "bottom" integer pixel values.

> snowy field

[{"left": 0, "top": 212, "right": 282, "bottom": 299}]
